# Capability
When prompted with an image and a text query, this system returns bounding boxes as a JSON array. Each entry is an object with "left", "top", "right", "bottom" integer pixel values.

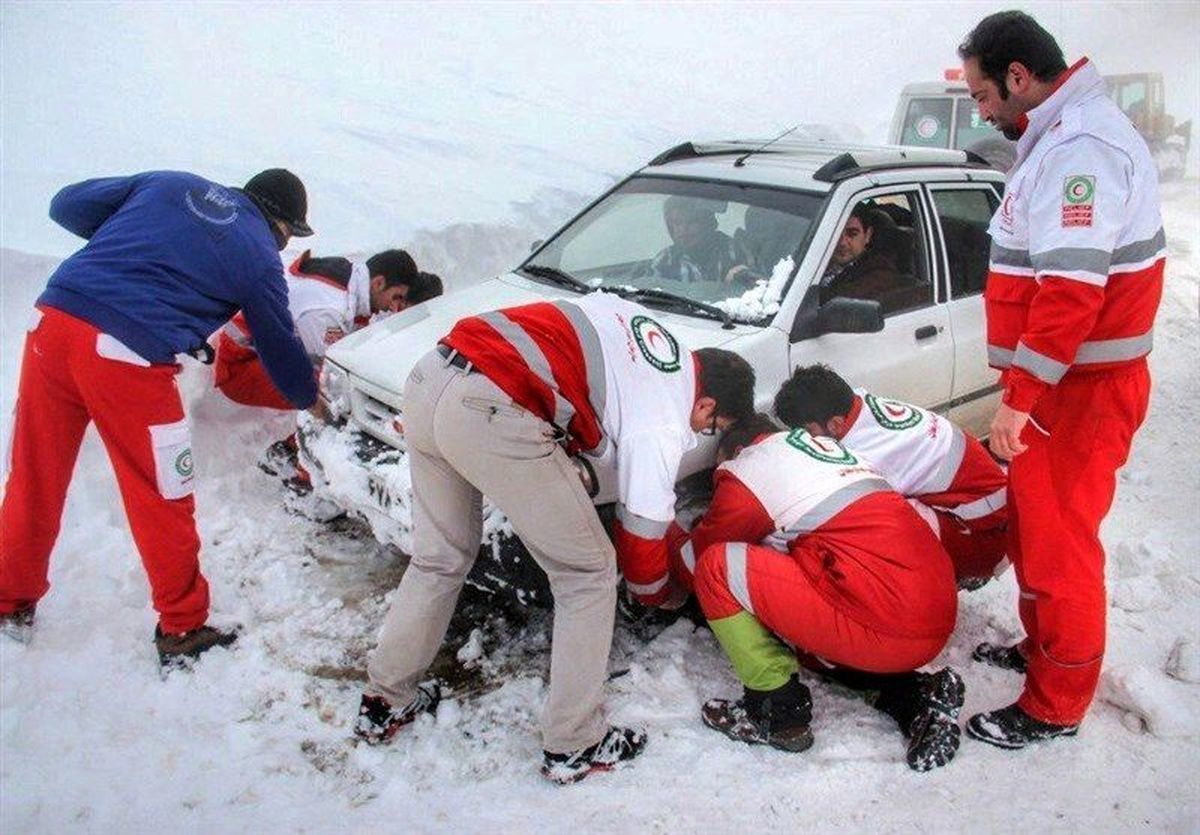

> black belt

[{"left": 437, "top": 344, "right": 474, "bottom": 372}]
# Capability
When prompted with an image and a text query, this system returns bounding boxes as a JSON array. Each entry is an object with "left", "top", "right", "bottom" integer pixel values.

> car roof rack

[{"left": 812, "top": 149, "right": 992, "bottom": 182}]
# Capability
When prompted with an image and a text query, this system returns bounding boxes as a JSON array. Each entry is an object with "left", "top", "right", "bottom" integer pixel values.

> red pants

[
  {"left": 1010, "top": 361, "right": 1151, "bottom": 725},
  {"left": 694, "top": 541, "right": 948, "bottom": 674},
  {"left": 936, "top": 511, "right": 1007, "bottom": 580},
  {"left": 0, "top": 307, "right": 209, "bottom": 633},
  {"left": 213, "top": 332, "right": 294, "bottom": 411}
]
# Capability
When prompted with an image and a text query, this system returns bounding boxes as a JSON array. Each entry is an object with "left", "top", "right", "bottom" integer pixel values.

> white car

[{"left": 300, "top": 140, "right": 1005, "bottom": 601}]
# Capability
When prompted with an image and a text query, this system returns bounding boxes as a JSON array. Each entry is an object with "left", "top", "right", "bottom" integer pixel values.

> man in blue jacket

[{"left": 0, "top": 168, "right": 318, "bottom": 668}]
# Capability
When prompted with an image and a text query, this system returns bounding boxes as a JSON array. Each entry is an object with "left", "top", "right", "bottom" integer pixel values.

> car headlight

[{"left": 318, "top": 360, "right": 352, "bottom": 423}]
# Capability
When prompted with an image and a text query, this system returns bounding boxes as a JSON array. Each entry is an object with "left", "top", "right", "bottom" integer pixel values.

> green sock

[{"left": 708, "top": 611, "right": 798, "bottom": 692}]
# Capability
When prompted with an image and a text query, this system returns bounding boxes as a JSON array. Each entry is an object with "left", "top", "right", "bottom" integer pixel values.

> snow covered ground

[{"left": 1, "top": 180, "right": 1197, "bottom": 832}]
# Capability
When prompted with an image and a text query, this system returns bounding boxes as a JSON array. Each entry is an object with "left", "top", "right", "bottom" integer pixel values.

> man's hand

[{"left": 989, "top": 402, "right": 1030, "bottom": 461}]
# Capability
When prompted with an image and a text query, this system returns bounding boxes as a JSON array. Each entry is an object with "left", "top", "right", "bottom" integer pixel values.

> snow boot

[
  {"left": 966, "top": 703, "right": 1078, "bottom": 750},
  {"left": 354, "top": 683, "right": 441, "bottom": 745},
  {"left": 972, "top": 641, "right": 1028, "bottom": 674},
  {"left": 0, "top": 603, "right": 36, "bottom": 644},
  {"left": 541, "top": 725, "right": 648, "bottom": 785},
  {"left": 155, "top": 624, "right": 239, "bottom": 670},
  {"left": 701, "top": 674, "right": 814, "bottom": 753},
  {"left": 904, "top": 667, "right": 966, "bottom": 772}
]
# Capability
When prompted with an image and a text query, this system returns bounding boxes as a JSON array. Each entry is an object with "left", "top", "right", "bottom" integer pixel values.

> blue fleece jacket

[{"left": 38, "top": 171, "right": 317, "bottom": 408}]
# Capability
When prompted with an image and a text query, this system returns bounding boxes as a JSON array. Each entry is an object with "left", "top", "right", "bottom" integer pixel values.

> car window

[
  {"left": 931, "top": 188, "right": 998, "bottom": 298},
  {"left": 526, "top": 176, "right": 825, "bottom": 322},
  {"left": 820, "top": 192, "right": 933, "bottom": 317},
  {"left": 900, "top": 98, "right": 952, "bottom": 148}
]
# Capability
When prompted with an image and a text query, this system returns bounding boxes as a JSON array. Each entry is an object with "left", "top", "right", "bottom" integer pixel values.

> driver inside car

[{"left": 650, "top": 196, "right": 755, "bottom": 286}]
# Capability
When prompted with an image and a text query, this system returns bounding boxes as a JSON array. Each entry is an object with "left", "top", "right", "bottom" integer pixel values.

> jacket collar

[
  {"left": 347, "top": 262, "right": 372, "bottom": 321},
  {"left": 1014, "top": 58, "right": 1103, "bottom": 167}
]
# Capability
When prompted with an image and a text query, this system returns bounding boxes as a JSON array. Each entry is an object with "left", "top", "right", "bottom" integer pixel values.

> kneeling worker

[
  {"left": 354, "top": 292, "right": 755, "bottom": 784},
  {"left": 775, "top": 365, "right": 1008, "bottom": 586},
  {"left": 670, "top": 414, "right": 963, "bottom": 771}
]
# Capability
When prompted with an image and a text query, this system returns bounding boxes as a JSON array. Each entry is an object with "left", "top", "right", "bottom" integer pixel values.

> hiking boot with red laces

[
  {"left": 541, "top": 726, "right": 648, "bottom": 785},
  {"left": 701, "top": 674, "right": 814, "bottom": 753},
  {"left": 354, "top": 683, "right": 441, "bottom": 745},
  {"left": 0, "top": 604, "right": 36, "bottom": 644},
  {"left": 972, "top": 641, "right": 1028, "bottom": 674},
  {"left": 155, "top": 624, "right": 239, "bottom": 670}
]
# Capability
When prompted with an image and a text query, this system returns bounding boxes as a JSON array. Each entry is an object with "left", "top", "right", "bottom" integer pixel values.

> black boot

[
  {"left": 972, "top": 641, "right": 1028, "bottom": 674},
  {"left": 966, "top": 703, "right": 1078, "bottom": 749},
  {"left": 154, "top": 624, "right": 239, "bottom": 670},
  {"left": 0, "top": 603, "right": 36, "bottom": 644},
  {"left": 354, "top": 683, "right": 441, "bottom": 745},
  {"left": 701, "top": 674, "right": 814, "bottom": 753},
  {"left": 903, "top": 668, "right": 966, "bottom": 771},
  {"left": 541, "top": 725, "right": 648, "bottom": 785}
]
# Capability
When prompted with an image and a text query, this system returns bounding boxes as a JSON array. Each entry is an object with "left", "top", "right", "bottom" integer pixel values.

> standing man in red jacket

[{"left": 958, "top": 12, "right": 1165, "bottom": 748}]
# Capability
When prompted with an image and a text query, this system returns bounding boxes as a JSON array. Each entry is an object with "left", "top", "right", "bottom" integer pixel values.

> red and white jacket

[
  {"left": 839, "top": 390, "right": 1006, "bottom": 534},
  {"left": 444, "top": 292, "right": 700, "bottom": 605},
  {"left": 670, "top": 431, "right": 956, "bottom": 639},
  {"left": 986, "top": 58, "right": 1165, "bottom": 412},
  {"left": 220, "top": 251, "right": 374, "bottom": 366}
]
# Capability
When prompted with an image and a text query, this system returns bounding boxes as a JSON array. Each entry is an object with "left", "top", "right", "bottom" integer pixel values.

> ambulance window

[{"left": 900, "top": 98, "right": 952, "bottom": 148}]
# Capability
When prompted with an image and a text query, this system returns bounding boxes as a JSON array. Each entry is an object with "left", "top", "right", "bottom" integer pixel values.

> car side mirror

[{"left": 790, "top": 293, "right": 884, "bottom": 341}]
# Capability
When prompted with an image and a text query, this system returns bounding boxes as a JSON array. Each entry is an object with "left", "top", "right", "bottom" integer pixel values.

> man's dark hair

[
  {"left": 366, "top": 249, "right": 419, "bottom": 289},
  {"left": 773, "top": 364, "right": 855, "bottom": 428},
  {"left": 848, "top": 202, "right": 876, "bottom": 231},
  {"left": 695, "top": 348, "right": 755, "bottom": 420},
  {"left": 408, "top": 271, "right": 444, "bottom": 305},
  {"left": 717, "top": 412, "right": 779, "bottom": 461},
  {"left": 958, "top": 11, "right": 1067, "bottom": 98}
]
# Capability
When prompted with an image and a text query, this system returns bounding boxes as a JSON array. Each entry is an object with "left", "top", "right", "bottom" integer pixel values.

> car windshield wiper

[
  {"left": 520, "top": 264, "right": 593, "bottom": 295},
  {"left": 605, "top": 286, "right": 734, "bottom": 330}
]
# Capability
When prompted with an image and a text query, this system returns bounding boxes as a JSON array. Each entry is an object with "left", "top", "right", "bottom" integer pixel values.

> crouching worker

[
  {"left": 776, "top": 365, "right": 1008, "bottom": 587},
  {"left": 214, "top": 249, "right": 439, "bottom": 486},
  {"left": 353, "top": 293, "right": 755, "bottom": 784},
  {"left": 670, "top": 414, "right": 963, "bottom": 771}
]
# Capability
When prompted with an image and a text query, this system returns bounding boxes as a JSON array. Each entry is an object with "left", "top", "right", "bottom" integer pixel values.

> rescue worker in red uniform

[
  {"left": 669, "top": 414, "right": 964, "bottom": 771},
  {"left": 0, "top": 169, "right": 318, "bottom": 668},
  {"left": 351, "top": 291, "right": 755, "bottom": 784},
  {"left": 774, "top": 365, "right": 1008, "bottom": 586},
  {"left": 958, "top": 12, "right": 1165, "bottom": 748}
]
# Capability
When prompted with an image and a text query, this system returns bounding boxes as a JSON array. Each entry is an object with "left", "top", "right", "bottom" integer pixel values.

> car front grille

[{"left": 351, "top": 388, "right": 405, "bottom": 449}]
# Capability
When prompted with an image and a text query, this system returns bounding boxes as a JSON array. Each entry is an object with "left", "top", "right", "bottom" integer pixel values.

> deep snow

[{"left": 0, "top": 180, "right": 1197, "bottom": 832}]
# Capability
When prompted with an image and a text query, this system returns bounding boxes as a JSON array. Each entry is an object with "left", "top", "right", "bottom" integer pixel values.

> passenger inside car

[
  {"left": 820, "top": 201, "right": 929, "bottom": 314},
  {"left": 649, "top": 196, "right": 754, "bottom": 285}
]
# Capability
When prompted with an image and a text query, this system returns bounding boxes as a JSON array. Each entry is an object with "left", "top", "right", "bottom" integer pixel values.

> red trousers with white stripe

[
  {"left": 0, "top": 307, "right": 209, "bottom": 633},
  {"left": 213, "top": 332, "right": 295, "bottom": 411},
  {"left": 1010, "top": 360, "right": 1150, "bottom": 725},
  {"left": 693, "top": 541, "right": 947, "bottom": 674}
]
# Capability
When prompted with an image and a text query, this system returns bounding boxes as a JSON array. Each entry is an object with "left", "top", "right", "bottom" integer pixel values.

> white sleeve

[
  {"left": 293, "top": 309, "right": 346, "bottom": 363},
  {"left": 616, "top": 429, "right": 687, "bottom": 525}
]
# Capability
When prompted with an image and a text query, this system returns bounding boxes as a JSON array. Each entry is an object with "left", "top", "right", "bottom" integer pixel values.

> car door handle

[{"left": 914, "top": 325, "right": 939, "bottom": 341}]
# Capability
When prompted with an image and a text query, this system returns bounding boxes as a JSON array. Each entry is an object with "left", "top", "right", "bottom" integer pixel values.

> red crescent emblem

[
  {"left": 885, "top": 404, "right": 906, "bottom": 417},
  {"left": 647, "top": 330, "right": 664, "bottom": 349}
]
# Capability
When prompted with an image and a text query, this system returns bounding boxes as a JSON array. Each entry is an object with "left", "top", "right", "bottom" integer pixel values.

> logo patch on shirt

[
  {"left": 324, "top": 327, "right": 346, "bottom": 346},
  {"left": 785, "top": 430, "right": 857, "bottom": 465},
  {"left": 630, "top": 315, "right": 681, "bottom": 373},
  {"left": 1062, "top": 175, "right": 1095, "bottom": 227},
  {"left": 865, "top": 393, "right": 923, "bottom": 430},
  {"left": 184, "top": 185, "right": 240, "bottom": 226}
]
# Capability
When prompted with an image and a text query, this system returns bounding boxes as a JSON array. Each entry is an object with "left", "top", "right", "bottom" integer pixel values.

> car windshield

[{"left": 522, "top": 176, "right": 825, "bottom": 323}]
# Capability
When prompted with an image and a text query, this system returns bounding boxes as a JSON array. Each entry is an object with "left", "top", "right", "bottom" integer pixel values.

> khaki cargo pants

[{"left": 366, "top": 347, "right": 617, "bottom": 753}]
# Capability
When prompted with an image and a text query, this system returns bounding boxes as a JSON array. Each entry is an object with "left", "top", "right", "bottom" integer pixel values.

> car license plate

[{"left": 368, "top": 473, "right": 396, "bottom": 510}]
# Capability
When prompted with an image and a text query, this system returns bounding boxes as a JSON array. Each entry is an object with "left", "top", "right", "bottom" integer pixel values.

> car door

[
  {"left": 925, "top": 182, "right": 1003, "bottom": 437},
  {"left": 787, "top": 184, "right": 954, "bottom": 410}
]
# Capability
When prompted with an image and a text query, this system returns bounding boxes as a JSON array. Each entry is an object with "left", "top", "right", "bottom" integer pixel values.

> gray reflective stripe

[
  {"left": 680, "top": 540, "right": 697, "bottom": 574},
  {"left": 1013, "top": 343, "right": 1069, "bottom": 384},
  {"left": 1031, "top": 247, "right": 1111, "bottom": 276},
  {"left": 627, "top": 575, "right": 668, "bottom": 596},
  {"left": 925, "top": 426, "right": 967, "bottom": 493},
  {"left": 724, "top": 542, "right": 754, "bottom": 614},
  {"left": 478, "top": 311, "right": 576, "bottom": 429},
  {"left": 553, "top": 301, "right": 608, "bottom": 421},
  {"left": 782, "top": 478, "right": 892, "bottom": 536},
  {"left": 1075, "top": 332, "right": 1153, "bottom": 364},
  {"left": 616, "top": 504, "right": 670, "bottom": 538},
  {"left": 1112, "top": 228, "right": 1166, "bottom": 266},
  {"left": 988, "top": 346, "right": 1014, "bottom": 368},
  {"left": 990, "top": 242, "right": 1032, "bottom": 270},
  {"left": 954, "top": 486, "right": 1007, "bottom": 520}
]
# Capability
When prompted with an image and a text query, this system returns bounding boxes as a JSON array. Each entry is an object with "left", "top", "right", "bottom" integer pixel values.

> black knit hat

[{"left": 243, "top": 168, "right": 313, "bottom": 237}]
